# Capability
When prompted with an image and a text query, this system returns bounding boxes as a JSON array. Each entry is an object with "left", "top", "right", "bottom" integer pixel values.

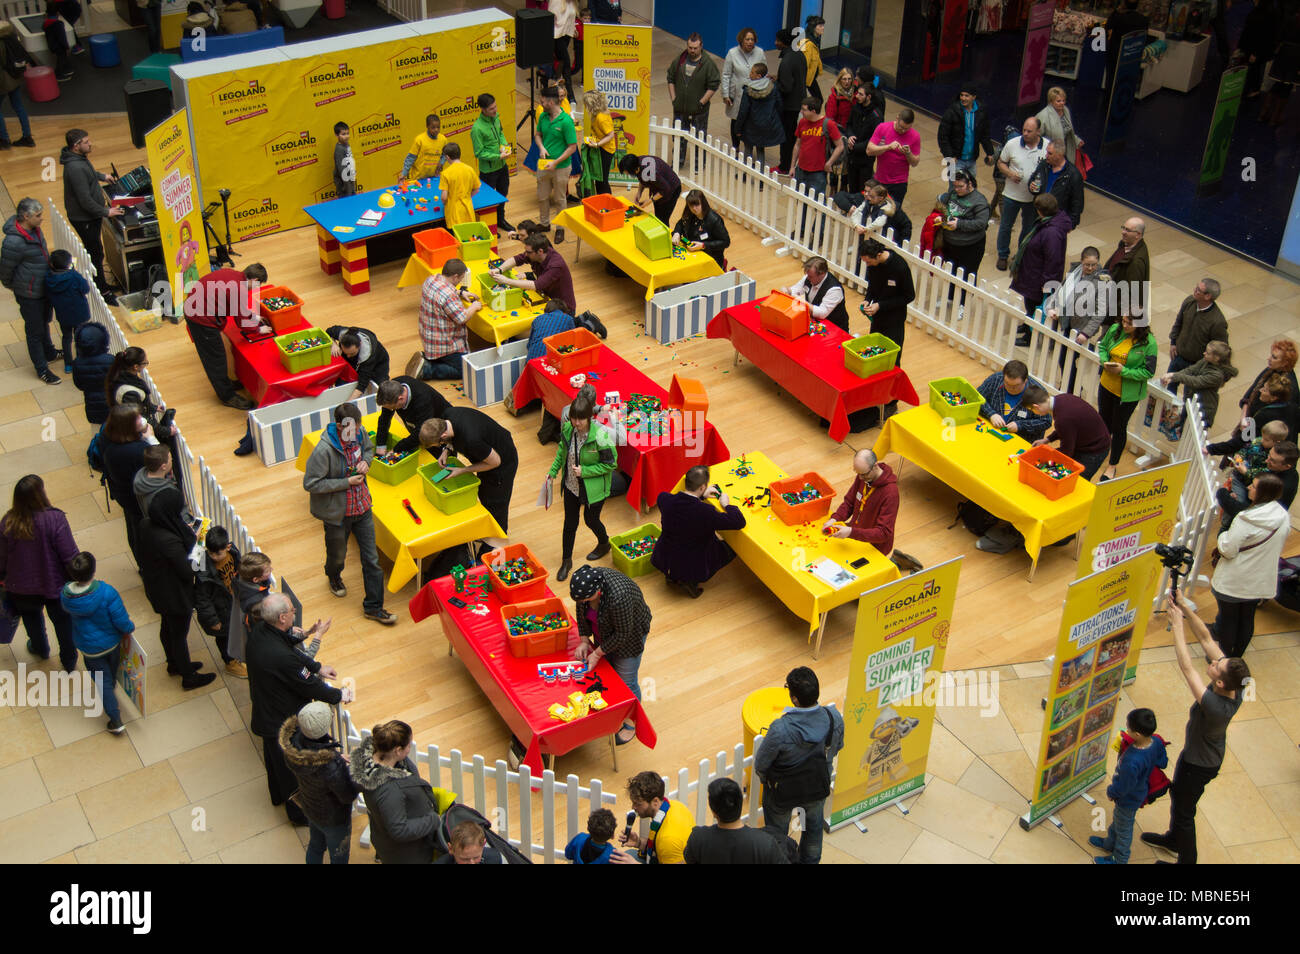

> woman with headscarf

[
  {"left": 0, "top": 474, "right": 79, "bottom": 670},
  {"left": 101, "top": 404, "right": 154, "bottom": 561},
  {"left": 569, "top": 564, "right": 651, "bottom": 745},
  {"left": 138, "top": 484, "right": 214, "bottom": 689}
]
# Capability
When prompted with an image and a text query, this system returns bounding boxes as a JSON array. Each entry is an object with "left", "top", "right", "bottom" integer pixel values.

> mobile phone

[
  {"left": 447, "top": 596, "right": 467, "bottom": 609},
  {"left": 850, "top": 557, "right": 870, "bottom": 569}
]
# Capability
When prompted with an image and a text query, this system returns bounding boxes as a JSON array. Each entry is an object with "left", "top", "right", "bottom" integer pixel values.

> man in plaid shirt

[
  {"left": 410, "top": 258, "right": 482, "bottom": 381},
  {"left": 302, "top": 403, "right": 397, "bottom": 625}
]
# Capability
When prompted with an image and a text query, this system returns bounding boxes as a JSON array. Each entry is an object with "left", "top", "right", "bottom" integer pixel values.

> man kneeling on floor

[
  {"left": 821, "top": 449, "right": 922, "bottom": 573},
  {"left": 651, "top": 464, "right": 747, "bottom": 598}
]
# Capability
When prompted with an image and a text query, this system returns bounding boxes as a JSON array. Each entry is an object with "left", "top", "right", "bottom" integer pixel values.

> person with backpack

[
  {"left": 71, "top": 321, "right": 112, "bottom": 424},
  {"left": 0, "top": 474, "right": 79, "bottom": 671},
  {"left": 280, "top": 700, "right": 358, "bottom": 864},
  {"left": 1090, "top": 707, "right": 1168, "bottom": 864},
  {"left": 60, "top": 551, "right": 133, "bottom": 735},
  {"left": 755, "top": 666, "right": 844, "bottom": 865}
]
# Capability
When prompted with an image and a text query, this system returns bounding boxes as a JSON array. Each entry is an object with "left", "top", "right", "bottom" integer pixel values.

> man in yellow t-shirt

[
  {"left": 399, "top": 113, "right": 447, "bottom": 184},
  {"left": 614, "top": 771, "right": 693, "bottom": 864},
  {"left": 437, "top": 142, "right": 481, "bottom": 229}
]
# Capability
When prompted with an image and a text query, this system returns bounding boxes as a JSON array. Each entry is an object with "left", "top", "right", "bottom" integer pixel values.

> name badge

[
  {"left": 700, "top": 232, "right": 709, "bottom": 239},
  {"left": 887, "top": 279, "right": 897, "bottom": 286}
]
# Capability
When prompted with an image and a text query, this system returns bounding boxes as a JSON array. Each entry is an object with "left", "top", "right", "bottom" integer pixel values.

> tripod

[
  {"left": 203, "top": 189, "right": 238, "bottom": 269},
  {"left": 516, "top": 66, "right": 537, "bottom": 143}
]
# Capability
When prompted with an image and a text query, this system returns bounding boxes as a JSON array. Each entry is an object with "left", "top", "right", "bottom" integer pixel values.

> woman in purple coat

[
  {"left": 0, "top": 474, "right": 80, "bottom": 670},
  {"left": 1010, "top": 193, "right": 1072, "bottom": 348},
  {"left": 650, "top": 465, "right": 747, "bottom": 598}
]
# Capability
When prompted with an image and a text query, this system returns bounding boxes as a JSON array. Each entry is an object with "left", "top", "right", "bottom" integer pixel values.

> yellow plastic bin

[{"left": 742, "top": 687, "right": 792, "bottom": 792}]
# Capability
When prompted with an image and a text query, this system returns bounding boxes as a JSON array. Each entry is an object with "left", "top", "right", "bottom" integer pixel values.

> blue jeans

[
  {"left": 417, "top": 352, "right": 464, "bottom": 380},
  {"left": 608, "top": 652, "right": 642, "bottom": 701},
  {"left": 762, "top": 788, "right": 826, "bottom": 864},
  {"left": 83, "top": 648, "right": 122, "bottom": 724},
  {"left": 323, "top": 510, "right": 385, "bottom": 614},
  {"left": 1100, "top": 802, "right": 1137, "bottom": 863},
  {"left": 996, "top": 196, "right": 1035, "bottom": 260},
  {"left": 0, "top": 88, "right": 32, "bottom": 142},
  {"left": 306, "top": 819, "right": 352, "bottom": 864},
  {"left": 793, "top": 169, "right": 828, "bottom": 244}
]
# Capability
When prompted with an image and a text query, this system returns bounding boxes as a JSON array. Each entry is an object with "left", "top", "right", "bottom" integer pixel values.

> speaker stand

[{"left": 516, "top": 67, "right": 537, "bottom": 142}]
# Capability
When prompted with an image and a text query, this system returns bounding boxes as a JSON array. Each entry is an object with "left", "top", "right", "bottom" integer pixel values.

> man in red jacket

[
  {"left": 822, "top": 449, "right": 922, "bottom": 572},
  {"left": 183, "top": 263, "right": 266, "bottom": 410}
]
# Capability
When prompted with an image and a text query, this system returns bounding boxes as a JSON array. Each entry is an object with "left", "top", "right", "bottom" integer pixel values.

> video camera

[{"left": 1154, "top": 543, "right": 1195, "bottom": 599}]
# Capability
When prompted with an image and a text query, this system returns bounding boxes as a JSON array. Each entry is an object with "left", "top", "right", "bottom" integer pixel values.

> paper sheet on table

[
  {"left": 810, "top": 557, "right": 856, "bottom": 589},
  {"left": 537, "top": 477, "right": 553, "bottom": 510}
]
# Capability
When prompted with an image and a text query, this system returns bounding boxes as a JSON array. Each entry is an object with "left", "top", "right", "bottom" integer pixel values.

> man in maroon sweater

[
  {"left": 822, "top": 449, "right": 923, "bottom": 573},
  {"left": 1028, "top": 386, "right": 1110, "bottom": 480},
  {"left": 182, "top": 263, "right": 266, "bottom": 410}
]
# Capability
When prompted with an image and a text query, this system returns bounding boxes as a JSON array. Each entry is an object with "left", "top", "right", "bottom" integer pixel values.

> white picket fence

[
  {"left": 198, "top": 457, "right": 259, "bottom": 558},
  {"left": 375, "top": 0, "right": 427, "bottom": 23}
]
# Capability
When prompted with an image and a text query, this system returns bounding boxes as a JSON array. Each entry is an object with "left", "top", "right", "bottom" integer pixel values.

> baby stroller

[
  {"left": 1274, "top": 556, "right": 1300, "bottom": 612},
  {"left": 435, "top": 802, "right": 532, "bottom": 864}
]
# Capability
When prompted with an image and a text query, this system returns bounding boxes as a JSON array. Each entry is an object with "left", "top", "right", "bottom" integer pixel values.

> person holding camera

[{"left": 650, "top": 464, "right": 746, "bottom": 598}]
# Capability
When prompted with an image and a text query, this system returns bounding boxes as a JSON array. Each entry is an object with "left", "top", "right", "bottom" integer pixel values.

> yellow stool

[{"left": 742, "top": 687, "right": 791, "bottom": 792}]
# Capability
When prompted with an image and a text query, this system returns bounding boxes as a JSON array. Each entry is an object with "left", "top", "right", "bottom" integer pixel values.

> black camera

[{"left": 1154, "top": 543, "right": 1194, "bottom": 571}]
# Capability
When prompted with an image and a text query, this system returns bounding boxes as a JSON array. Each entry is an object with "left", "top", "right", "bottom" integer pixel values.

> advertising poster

[
  {"left": 117, "top": 635, "right": 147, "bottom": 718},
  {"left": 144, "top": 108, "right": 210, "bottom": 312},
  {"left": 1198, "top": 66, "right": 1247, "bottom": 195},
  {"left": 830, "top": 558, "right": 962, "bottom": 829},
  {"left": 1017, "top": 0, "right": 1056, "bottom": 108},
  {"left": 1073, "top": 460, "right": 1188, "bottom": 678},
  {"left": 1103, "top": 30, "right": 1146, "bottom": 153},
  {"left": 1021, "top": 548, "right": 1160, "bottom": 829},
  {"left": 583, "top": 23, "right": 652, "bottom": 186}
]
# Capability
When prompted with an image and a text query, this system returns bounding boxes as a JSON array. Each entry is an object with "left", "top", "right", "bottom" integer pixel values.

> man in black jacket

[
  {"left": 326, "top": 325, "right": 390, "bottom": 400},
  {"left": 774, "top": 28, "right": 807, "bottom": 175},
  {"left": 936, "top": 85, "right": 995, "bottom": 180},
  {"left": 193, "top": 525, "right": 247, "bottom": 679},
  {"left": 247, "top": 593, "right": 350, "bottom": 824},
  {"left": 375, "top": 376, "right": 451, "bottom": 455},
  {"left": 1027, "top": 140, "right": 1084, "bottom": 229},
  {"left": 859, "top": 237, "right": 917, "bottom": 365},
  {"left": 280, "top": 701, "right": 358, "bottom": 864},
  {"left": 59, "top": 129, "right": 124, "bottom": 303}
]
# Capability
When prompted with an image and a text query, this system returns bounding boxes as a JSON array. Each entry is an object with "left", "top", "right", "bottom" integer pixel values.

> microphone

[{"left": 621, "top": 810, "right": 636, "bottom": 843}]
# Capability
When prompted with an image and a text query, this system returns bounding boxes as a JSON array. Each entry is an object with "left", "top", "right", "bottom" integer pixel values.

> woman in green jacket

[
  {"left": 1097, "top": 313, "right": 1159, "bottom": 479},
  {"left": 549, "top": 393, "right": 617, "bottom": 581}
]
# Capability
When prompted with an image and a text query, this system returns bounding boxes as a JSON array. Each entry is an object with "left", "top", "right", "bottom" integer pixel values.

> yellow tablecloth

[
  {"left": 397, "top": 256, "right": 544, "bottom": 347},
  {"left": 680, "top": 451, "right": 901, "bottom": 636},
  {"left": 873, "top": 405, "right": 1095, "bottom": 560},
  {"left": 554, "top": 199, "right": 722, "bottom": 300},
  {"left": 296, "top": 413, "right": 504, "bottom": 593},
  {"left": 742, "top": 686, "right": 791, "bottom": 790}
]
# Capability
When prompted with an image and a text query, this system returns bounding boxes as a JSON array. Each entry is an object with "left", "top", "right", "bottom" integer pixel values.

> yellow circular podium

[{"left": 742, "top": 687, "right": 791, "bottom": 791}]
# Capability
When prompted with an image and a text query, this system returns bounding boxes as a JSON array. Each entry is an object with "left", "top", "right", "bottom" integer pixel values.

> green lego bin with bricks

[
  {"left": 452, "top": 222, "right": 494, "bottom": 260},
  {"left": 476, "top": 272, "right": 524, "bottom": 312},
  {"left": 632, "top": 215, "right": 671, "bottom": 261},
  {"left": 928, "top": 376, "right": 983, "bottom": 425},
  {"left": 368, "top": 449, "right": 420, "bottom": 486},
  {"left": 419, "top": 457, "right": 481, "bottom": 514},
  {"left": 274, "top": 328, "right": 332, "bottom": 374},
  {"left": 610, "top": 523, "right": 661, "bottom": 578},
  {"left": 842, "top": 333, "right": 899, "bottom": 379}
]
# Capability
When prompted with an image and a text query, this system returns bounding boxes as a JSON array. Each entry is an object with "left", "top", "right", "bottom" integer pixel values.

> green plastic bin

[
  {"left": 452, "top": 222, "right": 494, "bottom": 260},
  {"left": 419, "top": 457, "right": 481, "bottom": 514},
  {"left": 928, "top": 376, "right": 983, "bottom": 425},
  {"left": 476, "top": 272, "right": 524, "bottom": 312},
  {"left": 633, "top": 216, "right": 671, "bottom": 261},
  {"left": 610, "top": 523, "right": 661, "bottom": 578},
  {"left": 842, "top": 333, "right": 900, "bottom": 379},
  {"left": 369, "top": 450, "right": 420, "bottom": 486},
  {"left": 274, "top": 328, "right": 332, "bottom": 374}
]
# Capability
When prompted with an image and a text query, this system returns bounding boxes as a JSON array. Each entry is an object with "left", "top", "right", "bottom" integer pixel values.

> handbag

[
  {"left": 1210, "top": 522, "right": 1279, "bottom": 569},
  {"left": 1076, "top": 148, "right": 1094, "bottom": 181}
]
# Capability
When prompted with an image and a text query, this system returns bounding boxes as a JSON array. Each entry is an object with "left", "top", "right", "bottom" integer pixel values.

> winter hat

[
  {"left": 298, "top": 701, "right": 333, "bottom": 740},
  {"left": 959, "top": 81, "right": 979, "bottom": 97},
  {"left": 569, "top": 565, "right": 602, "bottom": 601}
]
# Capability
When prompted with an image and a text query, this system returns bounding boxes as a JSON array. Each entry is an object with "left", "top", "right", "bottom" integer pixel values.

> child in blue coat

[
  {"left": 1091, "top": 707, "right": 1169, "bottom": 864},
  {"left": 564, "top": 808, "right": 617, "bottom": 864},
  {"left": 45, "top": 249, "right": 90, "bottom": 373},
  {"left": 60, "top": 551, "right": 135, "bottom": 734}
]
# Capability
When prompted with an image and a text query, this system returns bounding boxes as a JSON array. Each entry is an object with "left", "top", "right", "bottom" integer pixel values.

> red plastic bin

[
  {"left": 481, "top": 543, "right": 549, "bottom": 601},
  {"left": 581, "top": 195, "right": 625, "bottom": 231},
  {"left": 413, "top": 228, "right": 458, "bottom": 270},
  {"left": 758, "top": 291, "right": 810, "bottom": 340},
  {"left": 500, "top": 597, "right": 572, "bottom": 658},
  {"left": 543, "top": 327, "right": 602, "bottom": 375},
  {"left": 1017, "top": 446, "right": 1085, "bottom": 501},
  {"left": 257, "top": 285, "right": 304, "bottom": 334},
  {"left": 768, "top": 472, "right": 836, "bottom": 525}
]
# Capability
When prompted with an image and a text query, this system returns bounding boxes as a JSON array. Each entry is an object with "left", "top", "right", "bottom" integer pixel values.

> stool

[
  {"left": 131, "top": 53, "right": 182, "bottom": 94},
  {"left": 323, "top": 0, "right": 345, "bottom": 18},
  {"left": 22, "top": 67, "right": 59, "bottom": 103},
  {"left": 741, "top": 687, "right": 791, "bottom": 792},
  {"left": 89, "top": 34, "right": 121, "bottom": 69}
]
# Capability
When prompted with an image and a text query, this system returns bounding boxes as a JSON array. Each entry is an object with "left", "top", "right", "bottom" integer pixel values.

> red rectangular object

[
  {"left": 769, "top": 472, "right": 836, "bottom": 525},
  {"left": 481, "top": 542, "right": 549, "bottom": 601},
  {"left": 257, "top": 285, "right": 304, "bottom": 334},
  {"left": 544, "top": 327, "right": 602, "bottom": 375},
  {"left": 758, "top": 290, "right": 810, "bottom": 340},
  {"left": 581, "top": 195, "right": 625, "bottom": 231},
  {"left": 413, "top": 227, "right": 458, "bottom": 269},
  {"left": 501, "top": 597, "right": 572, "bottom": 658},
  {"left": 1017, "top": 446, "right": 1085, "bottom": 500}
]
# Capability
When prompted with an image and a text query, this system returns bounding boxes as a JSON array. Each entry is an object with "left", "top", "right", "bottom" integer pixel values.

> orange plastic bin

[
  {"left": 1017, "top": 446, "right": 1085, "bottom": 501},
  {"left": 769, "top": 472, "right": 836, "bottom": 525},
  {"left": 758, "top": 291, "right": 810, "bottom": 340},
  {"left": 667, "top": 374, "right": 708, "bottom": 423},
  {"left": 544, "top": 328, "right": 602, "bottom": 375},
  {"left": 257, "top": 285, "right": 304, "bottom": 334},
  {"left": 413, "top": 228, "right": 458, "bottom": 270},
  {"left": 481, "top": 543, "right": 549, "bottom": 601},
  {"left": 500, "top": 598, "right": 572, "bottom": 658},
  {"left": 581, "top": 195, "right": 625, "bottom": 231}
]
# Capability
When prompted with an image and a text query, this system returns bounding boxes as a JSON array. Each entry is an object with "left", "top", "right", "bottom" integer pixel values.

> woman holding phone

[{"left": 1096, "top": 313, "right": 1158, "bottom": 480}]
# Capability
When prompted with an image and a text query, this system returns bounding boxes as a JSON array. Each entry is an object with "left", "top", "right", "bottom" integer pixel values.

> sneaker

[
  {"left": 13, "top": 135, "right": 34, "bottom": 147},
  {"left": 1094, "top": 855, "right": 1118, "bottom": 864},
  {"left": 106, "top": 718, "right": 126, "bottom": 734},
  {"left": 72, "top": 45, "right": 85, "bottom": 55},
  {"left": 1140, "top": 832, "right": 1174, "bottom": 849},
  {"left": 996, "top": 258, "right": 1008, "bottom": 271},
  {"left": 1088, "top": 835, "right": 1107, "bottom": 849},
  {"left": 26, "top": 638, "right": 50, "bottom": 660},
  {"left": 404, "top": 351, "right": 427, "bottom": 378},
  {"left": 586, "top": 540, "right": 610, "bottom": 560},
  {"left": 554, "top": 227, "right": 565, "bottom": 244},
  {"left": 57, "top": 73, "right": 74, "bottom": 83},
  {"left": 1014, "top": 333, "right": 1031, "bottom": 348},
  {"left": 328, "top": 576, "right": 347, "bottom": 598},
  {"left": 64, "top": 363, "right": 73, "bottom": 374},
  {"left": 224, "top": 660, "right": 248, "bottom": 679},
  {"left": 181, "top": 671, "right": 217, "bottom": 690},
  {"left": 39, "top": 370, "right": 61, "bottom": 385},
  {"left": 222, "top": 393, "right": 256, "bottom": 410},
  {"left": 364, "top": 609, "right": 398, "bottom": 626}
]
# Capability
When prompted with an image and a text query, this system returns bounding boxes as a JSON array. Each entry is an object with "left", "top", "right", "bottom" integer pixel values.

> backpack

[
  {"left": 951, "top": 499, "right": 998, "bottom": 537},
  {"left": 574, "top": 310, "right": 607, "bottom": 339},
  {"left": 763, "top": 707, "right": 836, "bottom": 811},
  {"left": 1117, "top": 732, "right": 1172, "bottom": 805},
  {"left": 86, "top": 422, "right": 110, "bottom": 511}
]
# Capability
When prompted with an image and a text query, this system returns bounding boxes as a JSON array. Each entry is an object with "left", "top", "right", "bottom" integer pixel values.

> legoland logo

[
  {"left": 1113, "top": 479, "right": 1168, "bottom": 506},
  {"left": 267, "top": 130, "right": 317, "bottom": 154},
  {"left": 437, "top": 96, "right": 481, "bottom": 135},
  {"left": 353, "top": 112, "right": 404, "bottom": 156},
  {"left": 214, "top": 78, "right": 266, "bottom": 102},
  {"left": 158, "top": 125, "right": 184, "bottom": 150},
  {"left": 265, "top": 130, "right": 320, "bottom": 175},
  {"left": 234, "top": 198, "right": 279, "bottom": 219},
  {"left": 230, "top": 197, "right": 282, "bottom": 238},
  {"left": 308, "top": 62, "right": 354, "bottom": 85},
  {"left": 391, "top": 46, "right": 437, "bottom": 69},
  {"left": 879, "top": 578, "right": 941, "bottom": 618},
  {"left": 601, "top": 34, "right": 640, "bottom": 47},
  {"left": 211, "top": 77, "right": 269, "bottom": 124},
  {"left": 356, "top": 114, "right": 401, "bottom": 135}
]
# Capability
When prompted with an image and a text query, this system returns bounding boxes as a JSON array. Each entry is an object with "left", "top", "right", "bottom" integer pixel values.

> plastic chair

[{"left": 89, "top": 34, "right": 121, "bottom": 69}]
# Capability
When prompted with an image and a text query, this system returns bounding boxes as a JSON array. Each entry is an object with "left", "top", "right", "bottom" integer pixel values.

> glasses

[{"left": 1121, "top": 227, "right": 1139, "bottom": 234}]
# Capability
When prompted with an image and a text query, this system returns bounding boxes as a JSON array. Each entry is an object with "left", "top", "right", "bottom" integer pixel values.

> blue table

[{"left": 305, "top": 179, "right": 506, "bottom": 295}]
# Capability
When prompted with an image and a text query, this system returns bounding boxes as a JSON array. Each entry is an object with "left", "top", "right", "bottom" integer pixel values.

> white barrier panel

[
  {"left": 644, "top": 270, "right": 758, "bottom": 345},
  {"left": 247, "top": 384, "right": 380, "bottom": 467},
  {"left": 462, "top": 340, "right": 531, "bottom": 408}
]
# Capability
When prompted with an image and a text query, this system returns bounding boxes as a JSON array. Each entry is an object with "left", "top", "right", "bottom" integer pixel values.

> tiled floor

[{"left": 2, "top": 5, "right": 1299, "bottom": 864}]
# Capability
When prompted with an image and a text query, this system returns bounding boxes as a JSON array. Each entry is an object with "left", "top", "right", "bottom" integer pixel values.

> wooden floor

[{"left": 2, "top": 98, "right": 1293, "bottom": 793}]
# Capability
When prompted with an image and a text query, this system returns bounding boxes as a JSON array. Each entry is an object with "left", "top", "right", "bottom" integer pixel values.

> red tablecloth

[
  {"left": 220, "top": 317, "right": 355, "bottom": 407},
  {"left": 706, "top": 301, "right": 920, "bottom": 442},
  {"left": 511, "top": 348, "right": 731, "bottom": 512},
  {"left": 409, "top": 567, "right": 655, "bottom": 775}
]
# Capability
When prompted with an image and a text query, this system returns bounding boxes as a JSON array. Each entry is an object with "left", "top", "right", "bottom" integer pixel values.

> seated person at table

[
  {"left": 783, "top": 255, "right": 849, "bottom": 333},
  {"left": 977, "top": 359, "right": 1050, "bottom": 440},
  {"left": 526, "top": 299, "right": 575, "bottom": 361},
  {"left": 398, "top": 113, "right": 446, "bottom": 185},
  {"left": 418, "top": 409, "right": 519, "bottom": 535},
  {"left": 672, "top": 189, "right": 731, "bottom": 270},
  {"left": 822, "top": 449, "right": 923, "bottom": 573},
  {"left": 1027, "top": 386, "right": 1110, "bottom": 482},
  {"left": 325, "top": 325, "right": 390, "bottom": 400},
  {"left": 651, "top": 464, "right": 747, "bottom": 598},
  {"left": 375, "top": 377, "right": 451, "bottom": 456},
  {"left": 489, "top": 234, "right": 576, "bottom": 317},
  {"left": 410, "top": 258, "right": 480, "bottom": 381}
]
